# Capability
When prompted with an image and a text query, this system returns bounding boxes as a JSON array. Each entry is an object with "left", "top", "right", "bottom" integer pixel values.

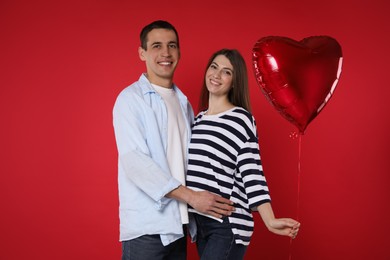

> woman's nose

[{"left": 212, "top": 70, "right": 221, "bottom": 78}]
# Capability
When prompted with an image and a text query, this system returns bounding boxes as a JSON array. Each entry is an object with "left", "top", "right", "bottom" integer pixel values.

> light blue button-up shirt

[{"left": 113, "top": 74, "right": 194, "bottom": 246}]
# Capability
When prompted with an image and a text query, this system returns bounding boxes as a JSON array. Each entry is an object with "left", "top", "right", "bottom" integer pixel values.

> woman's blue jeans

[{"left": 194, "top": 214, "right": 247, "bottom": 260}]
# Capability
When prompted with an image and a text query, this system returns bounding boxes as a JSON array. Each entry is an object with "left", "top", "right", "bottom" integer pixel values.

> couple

[{"left": 113, "top": 20, "right": 300, "bottom": 260}]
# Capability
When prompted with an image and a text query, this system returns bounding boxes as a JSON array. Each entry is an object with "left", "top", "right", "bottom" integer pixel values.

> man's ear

[{"left": 138, "top": 47, "right": 146, "bottom": 61}]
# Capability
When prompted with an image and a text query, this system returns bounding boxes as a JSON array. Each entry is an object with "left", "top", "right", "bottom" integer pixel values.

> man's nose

[{"left": 160, "top": 45, "right": 171, "bottom": 56}]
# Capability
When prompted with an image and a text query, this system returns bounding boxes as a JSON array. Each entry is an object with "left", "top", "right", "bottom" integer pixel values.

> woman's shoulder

[
  {"left": 194, "top": 110, "right": 207, "bottom": 119},
  {"left": 231, "top": 107, "right": 255, "bottom": 124},
  {"left": 229, "top": 107, "right": 258, "bottom": 138}
]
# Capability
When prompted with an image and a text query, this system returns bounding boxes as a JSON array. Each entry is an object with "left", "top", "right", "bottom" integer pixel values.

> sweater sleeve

[{"left": 236, "top": 118, "right": 271, "bottom": 210}]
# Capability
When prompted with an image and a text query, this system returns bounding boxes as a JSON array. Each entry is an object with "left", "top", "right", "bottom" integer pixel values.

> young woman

[{"left": 186, "top": 49, "right": 300, "bottom": 260}]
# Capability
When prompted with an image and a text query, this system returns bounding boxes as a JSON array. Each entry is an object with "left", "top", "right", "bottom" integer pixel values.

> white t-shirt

[{"left": 152, "top": 84, "right": 189, "bottom": 224}]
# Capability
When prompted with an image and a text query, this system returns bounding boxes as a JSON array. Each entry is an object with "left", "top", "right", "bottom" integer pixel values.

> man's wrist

[{"left": 166, "top": 185, "right": 195, "bottom": 205}]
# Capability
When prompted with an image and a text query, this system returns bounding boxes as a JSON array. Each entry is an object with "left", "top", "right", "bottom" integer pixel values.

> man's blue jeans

[
  {"left": 121, "top": 228, "right": 187, "bottom": 260},
  {"left": 194, "top": 214, "right": 247, "bottom": 260}
]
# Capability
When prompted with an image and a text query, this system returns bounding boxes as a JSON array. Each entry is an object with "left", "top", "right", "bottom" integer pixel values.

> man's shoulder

[
  {"left": 120, "top": 81, "right": 143, "bottom": 95},
  {"left": 116, "top": 78, "right": 150, "bottom": 103},
  {"left": 113, "top": 81, "right": 145, "bottom": 111}
]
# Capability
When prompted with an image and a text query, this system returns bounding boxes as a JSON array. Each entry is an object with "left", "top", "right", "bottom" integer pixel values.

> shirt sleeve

[{"left": 113, "top": 92, "right": 181, "bottom": 209}]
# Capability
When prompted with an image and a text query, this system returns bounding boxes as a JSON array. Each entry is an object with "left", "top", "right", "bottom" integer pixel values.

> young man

[{"left": 113, "top": 20, "right": 234, "bottom": 260}]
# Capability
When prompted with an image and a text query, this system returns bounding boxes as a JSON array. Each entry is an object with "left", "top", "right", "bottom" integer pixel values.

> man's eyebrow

[
  {"left": 150, "top": 41, "right": 177, "bottom": 46},
  {"left": 150, "top": 41, "right": 162, "bottom": 46}
]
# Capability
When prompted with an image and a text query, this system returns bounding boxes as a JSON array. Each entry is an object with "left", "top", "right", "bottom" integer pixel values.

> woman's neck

[{"left": 206, "top": 96, "right": 234, "bottom": 115}]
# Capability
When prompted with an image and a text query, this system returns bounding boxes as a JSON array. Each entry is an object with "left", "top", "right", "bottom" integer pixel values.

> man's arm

[
  {"left": 113, "top": 92, "right": 181, "bottom": 204},
  {"left": 166, "top": 185, "right": 235, "bottom": 218}
]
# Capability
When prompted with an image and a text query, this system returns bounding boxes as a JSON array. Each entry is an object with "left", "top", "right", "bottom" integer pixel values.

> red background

[{"left": 1, "top": 0, "right": 389, "bottom": 259}]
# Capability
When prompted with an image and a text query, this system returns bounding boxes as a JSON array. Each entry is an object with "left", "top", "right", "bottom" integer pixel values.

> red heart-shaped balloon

[{"left": 252, "top": 36, "right": 343, "bottom": 134}]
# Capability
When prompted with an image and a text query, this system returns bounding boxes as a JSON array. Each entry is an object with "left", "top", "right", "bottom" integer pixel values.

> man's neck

[{"left": 146, "top": 74, "right": 173, "bottom": 88}]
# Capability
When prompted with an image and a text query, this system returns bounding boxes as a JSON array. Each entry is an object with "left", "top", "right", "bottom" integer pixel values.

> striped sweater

[{"left": 186, "top": 107, "right": 271, "bottom": 246}]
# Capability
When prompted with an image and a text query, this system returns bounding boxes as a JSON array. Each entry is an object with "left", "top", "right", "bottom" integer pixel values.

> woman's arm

[{"left": 257, "top": 202, "right": 300, "bottom": 239}]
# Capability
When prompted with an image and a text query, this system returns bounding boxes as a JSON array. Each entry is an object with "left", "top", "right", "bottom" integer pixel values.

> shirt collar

[{"left": 139, "top": 73, "right": 179, "bottom": 96}]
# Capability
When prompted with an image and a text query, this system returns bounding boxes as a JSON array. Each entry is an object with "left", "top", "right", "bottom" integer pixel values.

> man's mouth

[{"left": 158, "top": 61, "right": 173, "bottom": 66}]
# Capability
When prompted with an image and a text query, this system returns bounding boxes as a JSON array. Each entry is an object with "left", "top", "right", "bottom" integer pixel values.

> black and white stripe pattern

[{"left": 187, "top": 107, "right": 271, "bottom": 246}]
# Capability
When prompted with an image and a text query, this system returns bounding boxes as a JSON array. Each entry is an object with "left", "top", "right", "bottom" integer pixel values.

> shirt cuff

[{"left": 155, "top": 177, "right": 182, "bottom": 210}]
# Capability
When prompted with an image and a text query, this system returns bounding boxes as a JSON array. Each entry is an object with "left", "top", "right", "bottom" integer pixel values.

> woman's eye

[{"left": 223, "top": 70, "right": 232, "bottom": 76}]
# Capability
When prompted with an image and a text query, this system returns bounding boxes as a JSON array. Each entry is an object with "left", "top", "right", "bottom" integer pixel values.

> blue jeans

[
  {"left": 194, "top": 214, "right": 247, "bottom": 260},
  {"left": 121, "top": 227, "right": 187, "bottom": 260}
]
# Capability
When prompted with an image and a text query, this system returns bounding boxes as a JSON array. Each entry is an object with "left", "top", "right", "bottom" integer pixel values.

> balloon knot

[{"left": 289, "top": 131, "right": 299, "bottom": 139}]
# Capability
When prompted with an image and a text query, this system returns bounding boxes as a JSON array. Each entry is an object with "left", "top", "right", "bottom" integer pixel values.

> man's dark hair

[{"left": 140, "top": 20, "right": 179, "bottom": 50}]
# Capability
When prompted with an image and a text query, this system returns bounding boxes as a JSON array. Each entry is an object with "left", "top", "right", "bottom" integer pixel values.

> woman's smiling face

[{"left": 205, "top": 54, "right": 234, "bottom": 97}]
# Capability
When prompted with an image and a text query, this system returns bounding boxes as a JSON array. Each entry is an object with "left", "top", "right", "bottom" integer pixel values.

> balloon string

[
  {"left": 289, "top": 133, "right": 302, "bottom": 260},
  {"left": 297, "top": 133, "right": 302, "bottom": 220}
]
